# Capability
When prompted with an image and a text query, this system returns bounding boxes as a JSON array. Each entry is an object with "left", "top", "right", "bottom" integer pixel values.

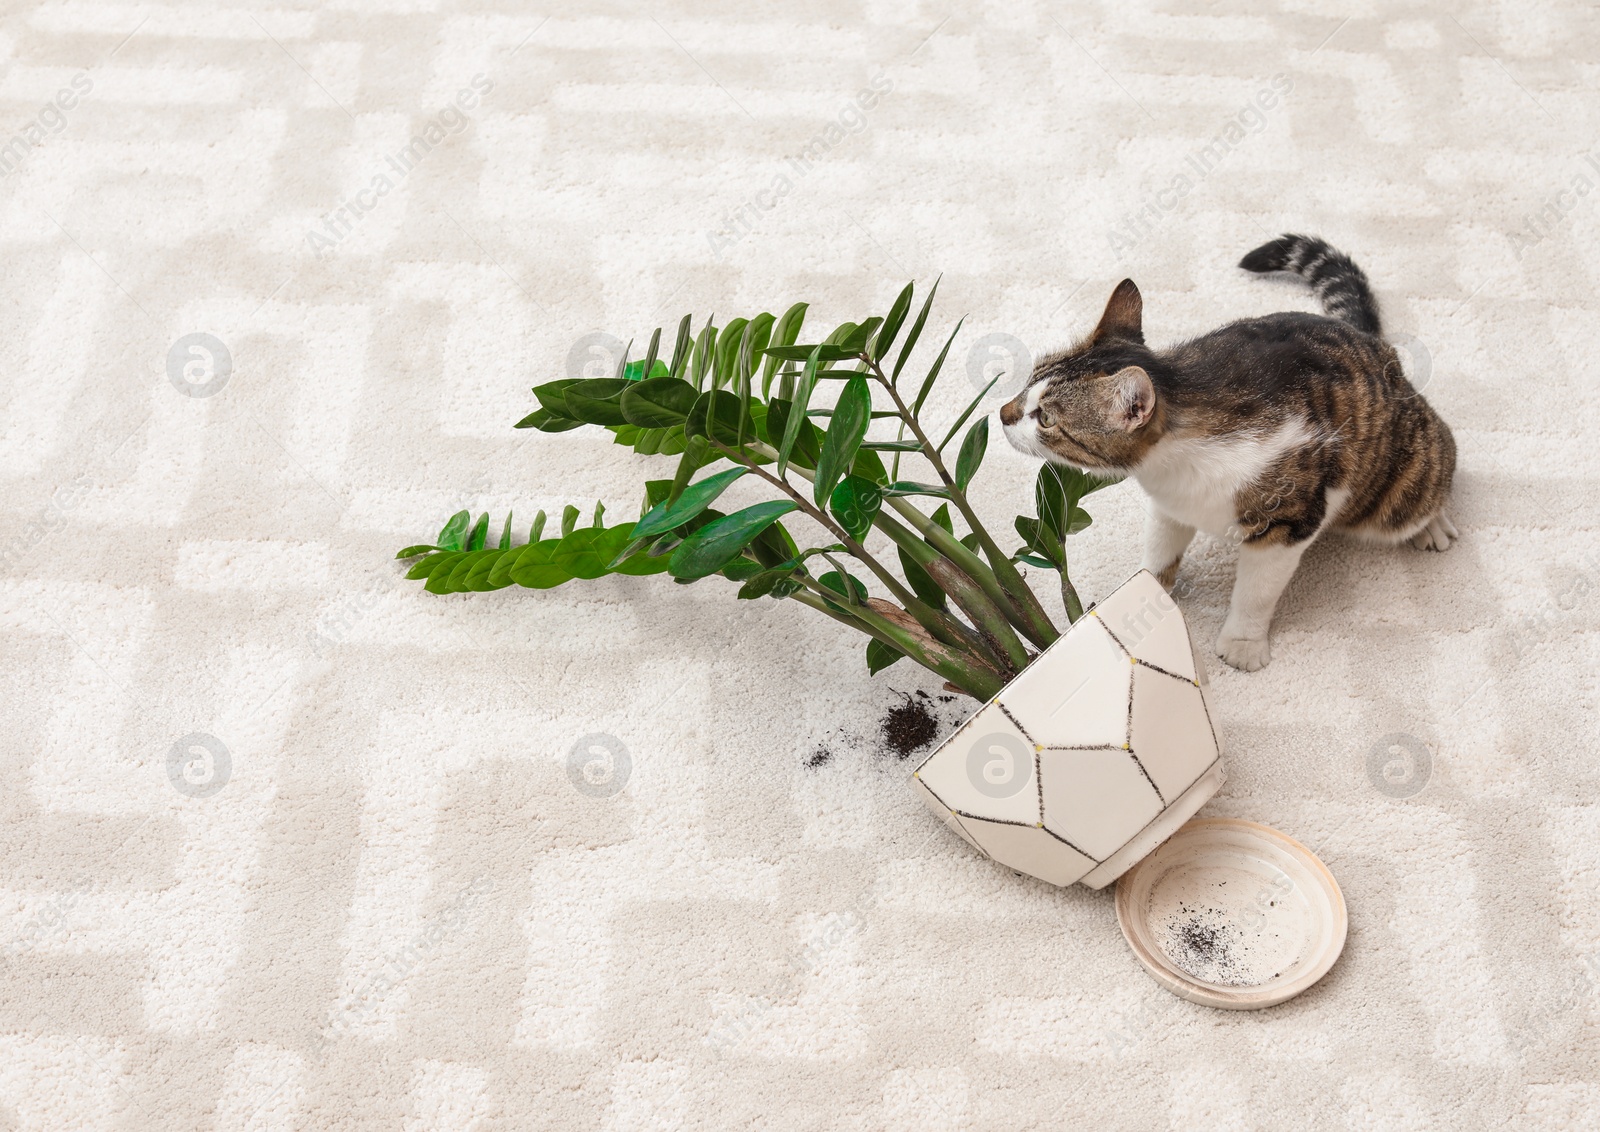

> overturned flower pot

[{"left": 911, "top": 570, "right": 1224, "bottom": 889}]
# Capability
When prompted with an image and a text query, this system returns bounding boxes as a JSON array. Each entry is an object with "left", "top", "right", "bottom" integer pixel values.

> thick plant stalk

[
  {"left": 884, "top": 496, "right": 1052, "bottom": 647},
  {"left": 710, "top": 438, "right": 972, "bottom": 658},
  {"left": 786, "top": 586, "right": 1005, "bottom": 700},
  {"left": 874, "top": 510, "right": 1029, "bottom": 673},
  {"left": 863, "top": 362, "right": 1060, "bottom": 647}
]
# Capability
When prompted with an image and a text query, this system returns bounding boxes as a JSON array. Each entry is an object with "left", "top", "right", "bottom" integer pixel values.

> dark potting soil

[
  {"left": 1161, "top": 903, "right": 1280, "bottom": 987},
  {"left": 881, "top": 693, "right": 939, "bottom": 759}
]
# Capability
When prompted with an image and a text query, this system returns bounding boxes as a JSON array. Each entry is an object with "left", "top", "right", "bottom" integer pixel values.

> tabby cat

[{"left": 1000, "top": 234, "right": 1456, "bottom": 671}]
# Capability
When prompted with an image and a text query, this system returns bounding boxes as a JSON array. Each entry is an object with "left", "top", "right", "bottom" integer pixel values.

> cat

[{"left": 1000, "top": 234, "right": 1457, "bottom": 671}]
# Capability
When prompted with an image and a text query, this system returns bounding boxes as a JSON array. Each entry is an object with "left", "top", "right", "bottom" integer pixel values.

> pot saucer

[{"left": 1114, "top": 818, "right": 1346, "bottom": 1010}]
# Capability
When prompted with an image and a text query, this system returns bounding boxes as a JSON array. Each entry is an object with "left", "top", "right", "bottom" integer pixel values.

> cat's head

[{"left": 1000, "top": 279, "right": 1163, "bottom": 473}]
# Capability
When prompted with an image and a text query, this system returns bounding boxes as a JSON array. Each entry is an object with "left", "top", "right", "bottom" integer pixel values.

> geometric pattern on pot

[
  {"left": 912, "top": 570, "right": 1223, "bottom": 888},
  {"left": 1089, "top": 569, "right": 1198, "bottom": 682}
]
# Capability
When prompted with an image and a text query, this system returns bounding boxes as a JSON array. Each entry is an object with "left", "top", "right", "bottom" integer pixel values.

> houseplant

[{"left": 395, "top": 282, "right": 1120, "bottom": 700}]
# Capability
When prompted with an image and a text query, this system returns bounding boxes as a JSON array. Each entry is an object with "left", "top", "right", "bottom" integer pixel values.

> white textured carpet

[{"left": 2, "top": 2, "right": 1598, "bottom": 1129}]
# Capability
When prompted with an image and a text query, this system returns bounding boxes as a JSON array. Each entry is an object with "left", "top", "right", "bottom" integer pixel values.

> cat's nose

[{"left": 999, "top": 397, "right": 1023, "bottom": 426}]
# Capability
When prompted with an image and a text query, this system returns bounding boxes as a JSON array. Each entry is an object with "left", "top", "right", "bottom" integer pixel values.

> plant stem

[
  {"left": 785, "top": 586, "right": 1004, "bottom": 700},
  {"left": 716, "top": 437, "right": 985, "bottom": 662},
  {"left": 863, "top": 359, "right": 1059, "bottom": 647},
  {"left": 874, "top": 510, "right": 1029, "bottom": 673}
]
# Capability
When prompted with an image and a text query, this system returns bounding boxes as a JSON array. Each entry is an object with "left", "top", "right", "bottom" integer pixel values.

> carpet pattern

[{"left": 1, "top": 2, "right": 1598, "bottom": 1128}]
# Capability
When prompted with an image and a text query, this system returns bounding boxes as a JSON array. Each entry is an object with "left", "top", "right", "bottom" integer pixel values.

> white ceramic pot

[{"left": 910, "top": 570, "right": 1224, "bottom": 889}]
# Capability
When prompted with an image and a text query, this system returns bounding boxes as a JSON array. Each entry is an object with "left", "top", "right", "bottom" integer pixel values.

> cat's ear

[
  {"left": 1091, "top": 279, "right": 1143, "bottom": 344},
  {"left": 1106, "top": 366, "right": 1155, "bottom": 431}
]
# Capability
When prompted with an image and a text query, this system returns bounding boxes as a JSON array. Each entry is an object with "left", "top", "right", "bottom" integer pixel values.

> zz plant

[{"left": 396, "top": 282, "right": 1119, "bottom": 700}]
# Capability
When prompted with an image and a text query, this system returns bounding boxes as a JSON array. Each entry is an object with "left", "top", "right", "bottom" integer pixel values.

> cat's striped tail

[{"left": 1238, "top": 234, "right": 1382, "bottom": 336}]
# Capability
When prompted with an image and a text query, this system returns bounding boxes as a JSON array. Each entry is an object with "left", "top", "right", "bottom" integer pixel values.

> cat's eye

[{"left": 1037, "top": 409, "right": 1055, "bottom": 428}]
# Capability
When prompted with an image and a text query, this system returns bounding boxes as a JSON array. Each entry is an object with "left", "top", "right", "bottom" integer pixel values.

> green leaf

[
  {"left": 612, "top": 338, "right": 631, "bottom": 380},
  {"left": 466, "top": 513, "right": 489, "bottom": 551},
  {"left": 532, "top": 379, "right": 579, "bottom": 415},
  {"left": 931, "top": 502, "right": 954, "bottom": 534},
  {"left": 619, "top": 377, "right": 698, "bottom": 429},
  {"left": 437, "top": 510, "right": 470, "bottom": 551},
  {"left": 898, "top": 545, "right": 946, "bottom": 610},
  {"left": 592, "top": 500, "right": 605, "bottom": 527},
  {"left": 881, "top": 480, "right": 950, "bottom": 499},
  {"left": 1015, "top": 552, "right": 1056, "bottom": 570},
  {"left": 937, "top": 372, "right": 1000, "bottom": 453},
  {"left": 818, "top": 568, "right": 868, "bottom": 604},
  {"left": 1014, "top": 515, "right": 1064, "bottom": 568},
  {"left": 561, "top": 505, "right": 579, "bottom": 538},
  {"left": 637, "top": 326, "right": 662, "bottom": 382},
  {"left": 893, "top": 275, "right": 940, "bottom": 381},
  {"left": 395, "top": 544, "right": 435, "bottom": 559},
  {"left": 859, "top": 439, "right": 923, "bottom": 452},
  {"left": 763, "top": 343, "right": 859, "bottom": 362},
  {"left": 738, "top": 565, "right": 798, "bottom": 599},
  {"left": 813, "top": 375, "right": 871, "bottom": 506},
  {"left": 691, "top": 320, "right": 717, "bottom": 390},
  {"left": 955, "top": 416, "right": 989, "bottom": 490},
  {"left": 778, "top": 346, "right": 823, "bottom": 477},
  {"left": 464, "top": 550, "right": 513, "bottom": 591},
  {"left": 720, "top": 558, "right": 765, "bottom": 582},
  {"left": 912, "top": 317, "right": 964, "bottom": 416},
  {"left": 515, "top": 407, "right": 585, "bottom": 432},
  {"left": 766, "top": 397, "right": 822, "bottom": 472},
  {"left": 529, "top": 510, "right": 547, "bottom": 542},
  {"left": 562, "top": 378, "right": 630, "bottom": 426},
  {"left": 621, "top": 359, "right": 670, "bottom": 382},
  {"left": 552, "top": 527, "right": 632, "bottom": 579},
  {"left": 872, "top": 282, "right": 915, "bottom": 362},
  {"left": 496, "top": 512, "right": 512, "bottom": 550},
  {"left": 837, "top": 318, "right": 880, "bottom": 354},
  {"left": 667, "top": 313, "right": 693, "bottom": 381},
  {"left": 488, "top": 546, "right": 526, "bottom": 587},
  {"left": 850, "top": 446, "right": 889, "bottom": 485},
  {"left": 405, "top": 551, "right": 453, "bottom": 580},
  {"left": 829, "top": 475, "right": 883, "bottom": 541},
  {"left": 508, "top": 540, "right": 571, "bottom": 589},
  {"left": 762, "top": 302, "right": 808, "bottom": 396},
  {"left": 634, "top": 467, "right": 747, "bottom": 539},
  {"left": 866, "top": 638, "right": 906, "bottom": 674},
  {"left": 713, "top": 317, "right": 748, "bottom": 392},
  {"left": 422, "top": 552, "right": 466, "bottom": 593},
  {"left": 685, "top": 389, "right": 753, "bottom": 446},
  {"left": 1065, "top": 505, "right": 1093, "bottom": 535},
  {"left": 668, "top": 501, "right": 799, "bottom": 581}
]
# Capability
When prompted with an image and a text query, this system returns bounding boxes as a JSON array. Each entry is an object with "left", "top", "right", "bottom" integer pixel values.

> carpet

[{"left": 1, "top": 2, "right": 1597, "bottom": 1128}]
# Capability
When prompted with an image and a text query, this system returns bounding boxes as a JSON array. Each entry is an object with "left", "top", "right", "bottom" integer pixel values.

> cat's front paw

[
  {"left": 1409, "top": 512, "right": 1458, "bottom": 552},
  {"left": 1217, "top": 633, "right": 1272, "bottom": 671}
]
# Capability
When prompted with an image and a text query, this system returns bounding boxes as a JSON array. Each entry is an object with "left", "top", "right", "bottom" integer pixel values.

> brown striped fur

[{"left": 1001, "top": 235, "right": 1456, "bottom": 669}]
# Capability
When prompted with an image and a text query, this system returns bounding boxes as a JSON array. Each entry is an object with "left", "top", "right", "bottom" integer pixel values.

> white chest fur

[{"left": 1132, "top": 418, "right": 1315, "bottom": 537}]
